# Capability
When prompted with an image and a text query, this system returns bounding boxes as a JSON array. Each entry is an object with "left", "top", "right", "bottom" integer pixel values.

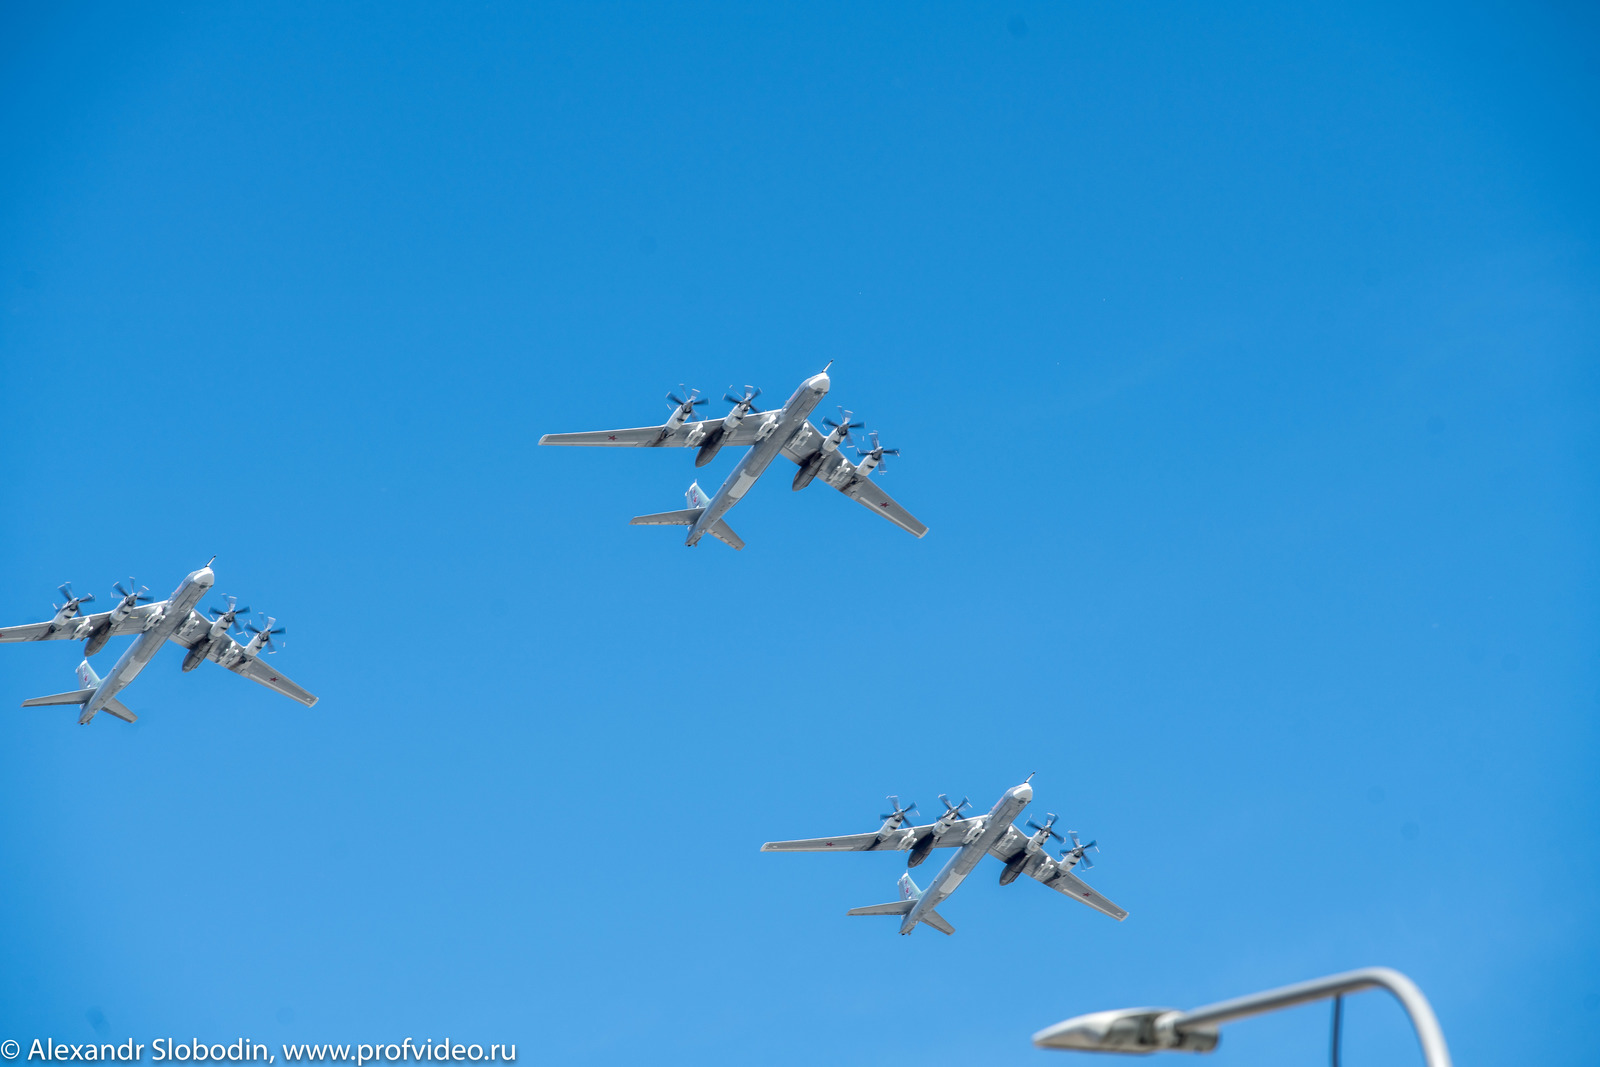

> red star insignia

[
  {"left": 879, "top": 502, "right": 890, "bottom": 508},
  {"left": 608, "top": 434, "right": 617, "bottom": 441}
]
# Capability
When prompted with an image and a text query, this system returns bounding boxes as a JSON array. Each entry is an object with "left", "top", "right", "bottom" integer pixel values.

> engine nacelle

[
  {"left": 907, "top": 833, "right": 936, "bottom": 868},
  {"left": 856, "top": 452, "right": 882, "bottom": 478},
  {"left": 181, "top": 642, "right": 208, "bottom": 672},
  {"left": 999, "top": 852, "right": 1030, "bottom": 886}
]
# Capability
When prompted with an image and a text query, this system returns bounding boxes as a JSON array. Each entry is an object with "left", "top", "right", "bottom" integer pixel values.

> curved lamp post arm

[{"left": 1033, "top": 966, "right": 1451, "bottom": 1067}]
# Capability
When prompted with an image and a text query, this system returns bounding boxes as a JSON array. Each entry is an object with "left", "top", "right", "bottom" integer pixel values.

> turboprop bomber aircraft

[
  {"left": 0, "top": 560, "right": 316, "bottom": 724},
  {"left": 538, "top": 366, "right": 927, "bottom": 549},
  {"left": 761, "top": 778, "right": 1126, "bottom": 935}
]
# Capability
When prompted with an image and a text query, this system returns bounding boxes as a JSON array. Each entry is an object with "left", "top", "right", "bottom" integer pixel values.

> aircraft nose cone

[
  {"left": 809, "top": 373, "right": 830, "bottom": 393},
  {"left": 193, "top": 568, "right": 215, "bottom": 587},
  {"left": 1013, "top": 782, "right": 1034, "bottom": 802}
]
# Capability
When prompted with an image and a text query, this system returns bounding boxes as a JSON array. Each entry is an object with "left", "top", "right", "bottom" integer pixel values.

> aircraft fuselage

[
  {"left": 80, "top": 566, "right": 213, "bottom": 724},
  {"left": 685, "top": 371, "right": 830, "bottom": 546},
  {"left": 903, "top": 781, "right": 1034, "bottom": 934}
]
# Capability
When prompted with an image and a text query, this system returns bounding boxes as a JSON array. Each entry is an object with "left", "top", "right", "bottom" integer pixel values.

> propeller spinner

[
  {"left": 207, "top": 596, "right": 250, "bottom": 632},
  {"left": 822, "top": 406, "right": 864, "bottom": 449},
  {"left": 666, "top": 385, "right": 708, "bottom": 414},
  {"left": 1061, "top": 830, "right": 1100, "bottom": 870},
  {"left": 854, "top": 431, "right": 901, "bottom": 474},
  {"left": 54, "top": 583, "right": 95, "bottom": 614},
  {"left": 879, "top": 795, "right": 919, "bottom": 823},
  {"left": 723, "top": 385, "right": 762, "bottom": 413},
  {"left": 1027, "top": 812, "right": 1064, "bottom": 842},
  {"left": 113, "top": 579, "right": 152, "bottom": 609},
  {"left": 937, "top": 794, "right": 972, "bottom": 820},
  {"left": 245, "top": 613, "right": 286, "bottom": 653}
]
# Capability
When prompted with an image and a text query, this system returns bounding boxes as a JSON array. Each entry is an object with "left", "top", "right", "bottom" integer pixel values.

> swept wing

[
  {"left": 539, "top": 419, "right": 767, "bottom": 449},
  {"left": 762, "top": 817, "right": 985, "bottom": 853},
  {"left": 0, "top": 604, "right": 162, "bottom": 643},
  {"left": 988, "top": 826, "right": 1128, "bottom": 921},
  {"left": 782, "top": 423, "right": 927, "bottom": 538},
  {"left": 166, "top": 611, "right": 318, "bottom": 706}
]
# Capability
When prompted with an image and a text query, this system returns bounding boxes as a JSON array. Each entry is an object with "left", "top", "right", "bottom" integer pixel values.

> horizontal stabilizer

[
  {"left": 846, "top": 900, "right": 915, "bottom": 917},
  {"left": 920, "top": 907, "right": 955, "bottom": 936},
  {"left": 21, "top": 689, "right": 95, "bottom": 707},
  {"left": 630, "top": 507, "right": 704, "bottom": 527},
  {"left": 706, "top": 518, "right": 744, "bottom": 551},
  {"left": 101, "top": 698, "right": 136, "bottom": 724}
]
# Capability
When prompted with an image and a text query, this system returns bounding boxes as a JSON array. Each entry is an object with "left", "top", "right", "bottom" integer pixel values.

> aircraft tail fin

[
  {"left": 630, "top": 507, "right": 704, "bottom": 527},
  {"left": 18, "top": 664, "right": 133, "bottom": 724},
  {"left": 629, "top": 483, "right": 743, "bottom": 549},
  {"left": 846, "top": 872, "right": 924, "bottom": 918}
]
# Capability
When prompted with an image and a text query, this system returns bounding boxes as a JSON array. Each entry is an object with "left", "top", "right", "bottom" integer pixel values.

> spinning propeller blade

[
  {"left": 208, "top": 596, "right": 249, "bottom": 630},
  {"left": 855, "top": 430, "right": 901, "bottom": 471},
  {"left": 822, "top": 406, "right": 865, "bottom": 446},
  {"left": 1027, "top": 813, "right": 1064, "bottom": 842},
  {"left": 246, "top": 614, "right": 286, "bottom": 652},
  {"left": 113, "top": 579, "right": 152, "bottom": 605},
  {"left": 1063, "top": 831, "right": 1100, "bottom": 869},
  {"left": 667, "top": 385, "right": 707, "bottom": 410},
  {"left": 722, "top": 385, "right": 762, "bottom": 412},
  {"left": 879, "top": 796, "right": 918, "bottom": 822}
]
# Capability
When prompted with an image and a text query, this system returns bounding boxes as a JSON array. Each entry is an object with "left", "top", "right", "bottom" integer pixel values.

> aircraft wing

[
  {"left": 223, "top": 651, "right": 318, "bottom": 706},
  {"left": 0, "top": 605, "right": 162, "bottom": 643},
  {"left": 762, "top": 817, "right": 986, "bottom": 852},
  {"left": 838, "top": 476, "right": 928, "bottom": 538},
  {"left": 761, "top": 831, "right": 886, "bottom": 852},
  {"left": 1038, "top": 866, "right": 1128, "bottom": 921},
  {"left": 166, "top": 611, "right": 318, "bottom": 706},
  {"left": 540, "top": 419, "right": 766, "bottom": 448},
  {"left": 0, "top": 618, "right": 83, "bottom": 642},
  {"left": 989, "top": 826, "right": 1128, "bottom": 921},
  {"left": 782, "top": 423, "right": 928, "bottom": 538}
]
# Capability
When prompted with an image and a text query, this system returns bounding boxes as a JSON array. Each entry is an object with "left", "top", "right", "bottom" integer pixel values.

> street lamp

[{"left": 1032, "top": 966, "right": 1451, "bottom": 1067}]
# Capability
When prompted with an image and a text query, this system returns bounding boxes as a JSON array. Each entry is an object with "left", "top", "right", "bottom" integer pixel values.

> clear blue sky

[{"left": 1, "top": 3, "right": 1595, "bottom": 1065}]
